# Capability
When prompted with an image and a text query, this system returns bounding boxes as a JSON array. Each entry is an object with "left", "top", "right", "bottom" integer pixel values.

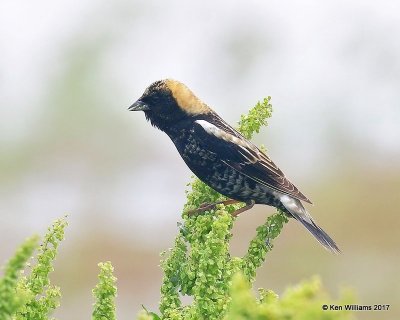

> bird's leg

[
  {"left": 231, "top": 200, "right": 255, "bottom": 217},
  {"left": 187, "top": 199, "right": 241, "bottom": 215}
]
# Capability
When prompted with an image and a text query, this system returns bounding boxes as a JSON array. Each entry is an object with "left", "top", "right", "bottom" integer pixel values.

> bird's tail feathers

[{"left": 280, "top": 195, "right": 340, "bottom": 254}]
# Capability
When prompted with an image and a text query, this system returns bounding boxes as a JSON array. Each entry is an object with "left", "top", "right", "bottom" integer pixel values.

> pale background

[{"left": 1, "top": 1, "right": 399, "bottom": 319}]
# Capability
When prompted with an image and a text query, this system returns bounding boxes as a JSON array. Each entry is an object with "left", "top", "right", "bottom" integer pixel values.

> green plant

[
  {"left": 0, "top": 219, "right": 67, "bottom": 320},
  {"left": 0, "top": 235, "right": 39, "bottom": 319},
  {"left": 92, "top": 262, "right": 117, "bottom": 320}
]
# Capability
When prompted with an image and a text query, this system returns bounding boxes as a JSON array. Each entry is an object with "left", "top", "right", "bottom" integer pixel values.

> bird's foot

[{"left": 231, "top": 200, "right": 255, "bottom": 217}]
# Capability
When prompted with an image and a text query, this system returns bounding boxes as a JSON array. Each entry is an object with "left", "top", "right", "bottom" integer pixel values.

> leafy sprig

[{"left": 92, "top": 261, "right": 117, "bottom": 320}]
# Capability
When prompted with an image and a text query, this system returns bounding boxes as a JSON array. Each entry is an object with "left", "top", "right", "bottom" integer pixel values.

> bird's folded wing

[{"left": 194, "top": 119, "right": 312, "bottom": 204}]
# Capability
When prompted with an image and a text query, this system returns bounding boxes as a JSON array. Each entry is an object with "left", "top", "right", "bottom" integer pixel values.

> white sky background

[
  {"left": 1, "top": 1, "right": 399, "bottom": 153},
  {"left": 1, "top": 0, "right": 400, "bottom": 246}
]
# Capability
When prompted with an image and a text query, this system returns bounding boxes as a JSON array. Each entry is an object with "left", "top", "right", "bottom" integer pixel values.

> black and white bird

[{"left": 128, "top": 79, "right": 340, "bottom": 253}]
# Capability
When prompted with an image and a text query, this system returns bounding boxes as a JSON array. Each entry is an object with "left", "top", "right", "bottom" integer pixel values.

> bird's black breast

[
  {"left": 167, "top": 124, "right": 278, "bottom": 206},
  {"left": 169, "top": 125, "right": 218, "bottom": 174}
]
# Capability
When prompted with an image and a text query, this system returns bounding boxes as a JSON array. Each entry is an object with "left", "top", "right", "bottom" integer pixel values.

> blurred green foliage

[
  {"left": 0, "top": 236, "right": 39, "bottom": 319},
  {"left": 226, "top": 273, "right": 355, "bottom": 320}
]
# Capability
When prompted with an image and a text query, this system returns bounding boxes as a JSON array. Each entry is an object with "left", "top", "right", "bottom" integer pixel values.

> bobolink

[{"left": 128, "top": 79, "right": 339, "bottom": 253}]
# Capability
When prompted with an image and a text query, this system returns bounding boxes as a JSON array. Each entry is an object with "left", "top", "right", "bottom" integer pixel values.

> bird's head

[{"left": 128, "top": 79, "right": 210, "bottom": 131}]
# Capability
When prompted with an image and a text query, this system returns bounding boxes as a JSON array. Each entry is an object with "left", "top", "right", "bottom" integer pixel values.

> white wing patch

[
  {"left": 195, "top": 120, "right": 254, "bottom": 150},
  {"left": 195, "top": 119, "right": 280, "bottom": 169}
]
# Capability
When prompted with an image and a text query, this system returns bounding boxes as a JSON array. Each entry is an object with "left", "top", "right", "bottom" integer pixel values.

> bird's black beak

[{"left": 128, "top": 100, "right": 150, "bottom": 111}]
